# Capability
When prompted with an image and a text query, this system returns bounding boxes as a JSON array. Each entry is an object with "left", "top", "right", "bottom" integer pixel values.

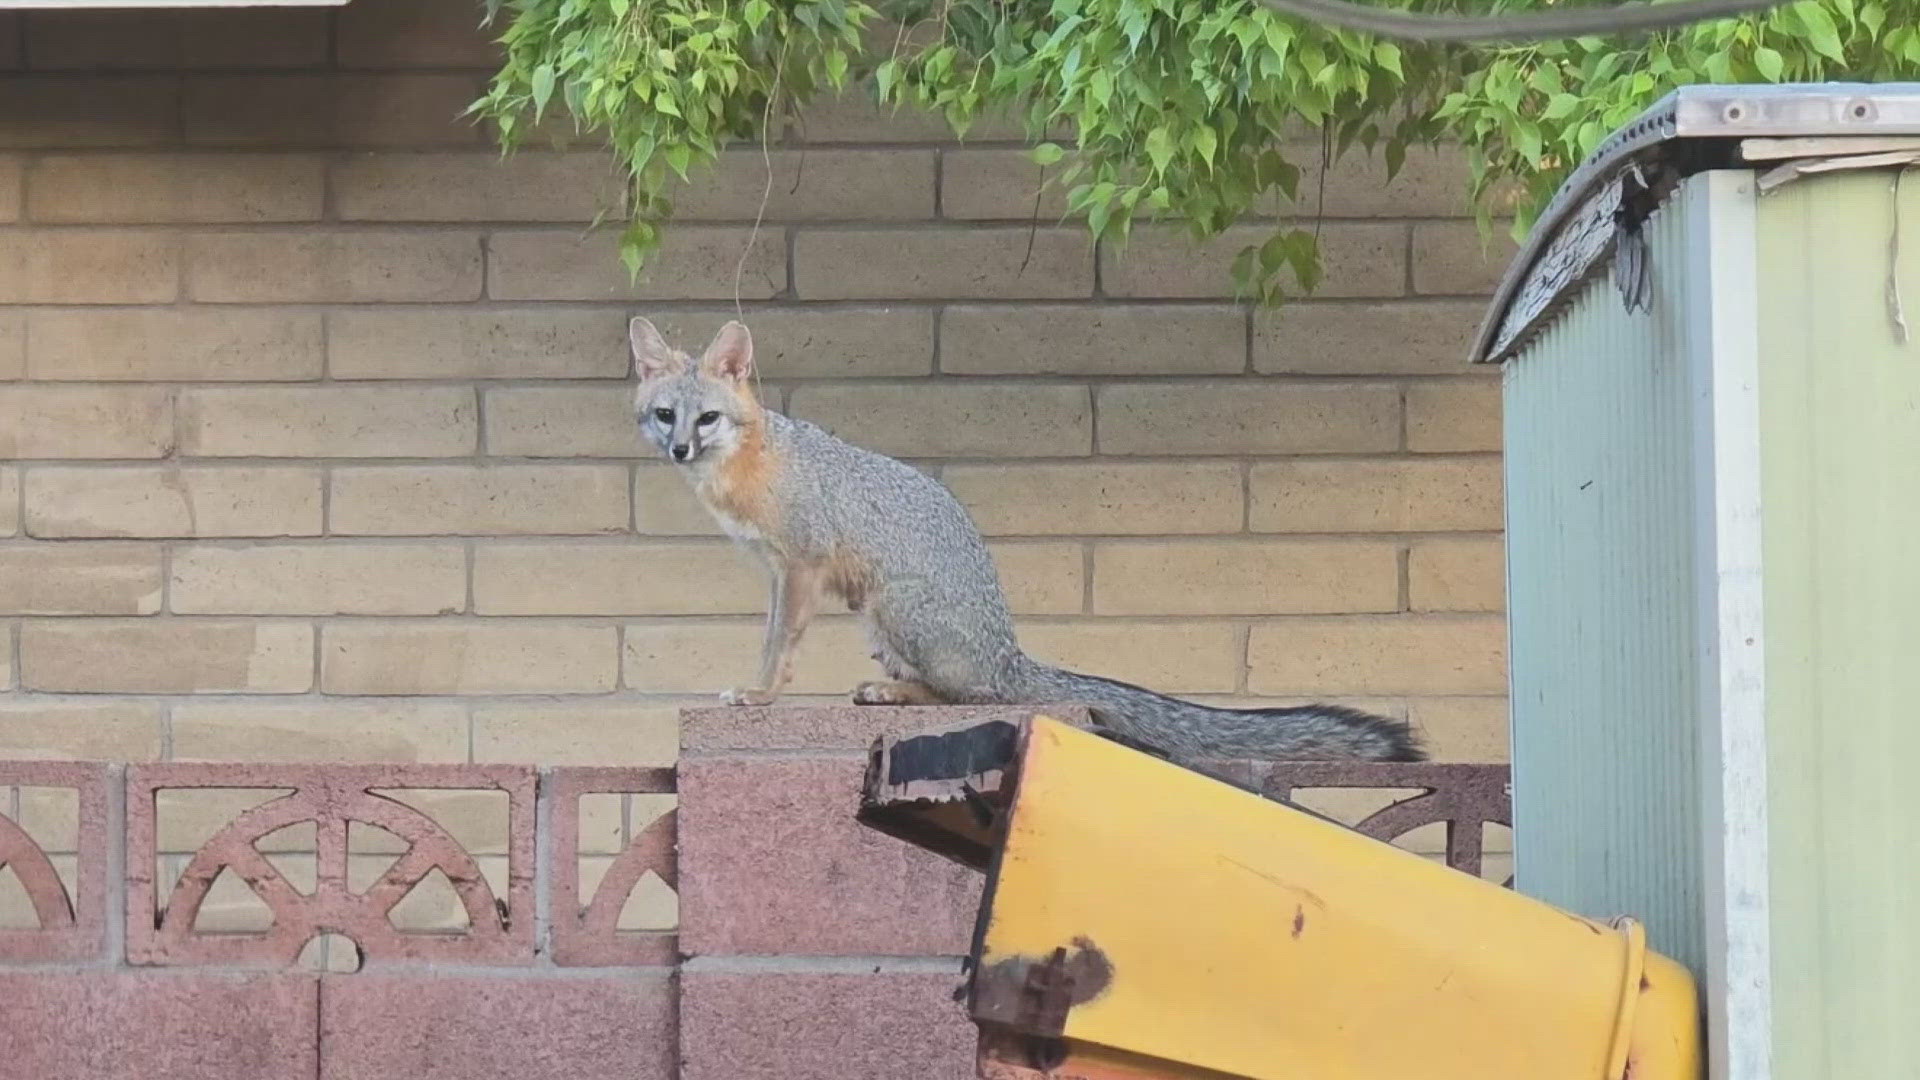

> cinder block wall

[{"left": 0, "top": 0, "right": 1511, "bottom": 796}]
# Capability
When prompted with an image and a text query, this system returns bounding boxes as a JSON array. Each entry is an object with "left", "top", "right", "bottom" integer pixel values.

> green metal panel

[
  {"left": 1502, "top": 177, "right": 1708, "bottom": 977},
  {"left": 1756, "top": 168, "right": 1920, "bottom": 1078}
]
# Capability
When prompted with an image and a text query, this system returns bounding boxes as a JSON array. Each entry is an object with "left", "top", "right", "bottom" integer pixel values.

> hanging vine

[{"left": 470, "top": 0, "right": 1920, "bottom": 302}]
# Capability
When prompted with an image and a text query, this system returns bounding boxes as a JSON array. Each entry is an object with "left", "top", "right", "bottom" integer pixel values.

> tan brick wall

[{"left": 0, "top": 0, "right": 1512, "bottom": 801}]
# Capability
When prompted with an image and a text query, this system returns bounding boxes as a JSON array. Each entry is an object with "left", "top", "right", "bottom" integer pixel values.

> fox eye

[
  {"left": 652, "top": 407, "right": 674, "bottom": 424},
  {"left": 697, "top": 411, "right": 722, "bottom": 426}
]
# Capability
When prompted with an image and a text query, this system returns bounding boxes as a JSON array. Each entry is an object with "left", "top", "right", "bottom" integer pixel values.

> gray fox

[{"left": 629, "top": 317, "right": 1422, "bottom": 762}]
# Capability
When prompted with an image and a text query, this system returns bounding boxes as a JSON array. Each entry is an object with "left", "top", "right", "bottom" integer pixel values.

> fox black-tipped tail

[{"left": 1010, "top": 656, "right": 1423, "bottom": 763}]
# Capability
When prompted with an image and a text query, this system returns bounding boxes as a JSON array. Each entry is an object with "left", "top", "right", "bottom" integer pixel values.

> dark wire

[{"left": 1256, "top": 0, "right": 1792, "bottom": 42}]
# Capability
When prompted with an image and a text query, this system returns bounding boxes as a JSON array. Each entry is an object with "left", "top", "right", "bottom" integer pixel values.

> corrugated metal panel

[
  {"left": 1503, "top": 184, "right": 1706, "bottom": 976},
  {"left": 1756, "top": 168, "right": 1920, "bottom": 1078}
]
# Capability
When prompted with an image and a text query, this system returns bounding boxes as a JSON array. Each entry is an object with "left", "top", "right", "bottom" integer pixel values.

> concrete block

[
  {"left": 320, "top": 972, "right": 674, "bottom": 1080},
  {"left": 0, "top": 972, "right": 318, "bottom": 1079},
  {"left": 681, "top": 968, "right": 974, "bottom": 1080},
  {"left": 680, "top": 754, "right": 979, "bottom": 956}
]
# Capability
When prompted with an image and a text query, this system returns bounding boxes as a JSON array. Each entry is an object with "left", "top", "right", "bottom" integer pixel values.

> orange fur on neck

[{"left": 699, "top": 404, "right": 781, "bottom": 540}]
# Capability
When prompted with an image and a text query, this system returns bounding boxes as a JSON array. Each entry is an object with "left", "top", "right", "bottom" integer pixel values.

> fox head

[{"left": 629, "top": 317, "right": 761, "bottom": 467}]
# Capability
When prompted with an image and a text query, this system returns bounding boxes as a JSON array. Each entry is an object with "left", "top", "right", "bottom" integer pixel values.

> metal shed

[{"left": 1473, "top": 82, "right": 1920, "bottom": 1080}]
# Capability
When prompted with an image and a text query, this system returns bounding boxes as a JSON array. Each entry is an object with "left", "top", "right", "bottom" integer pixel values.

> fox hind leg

[
  {"left": 851, "top": 612, "right": 950, "bottom": 705},
  {"left": 851, "top": 679, "right": 945, "bottom": 705},
  {"left": 861, "top": 613, "right": 919, "bottom": 682}
]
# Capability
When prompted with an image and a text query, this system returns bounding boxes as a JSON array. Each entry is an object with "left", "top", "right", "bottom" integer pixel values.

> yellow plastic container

[{"left": 864, "top": 715, "right": 1701, "bottom": 1080}]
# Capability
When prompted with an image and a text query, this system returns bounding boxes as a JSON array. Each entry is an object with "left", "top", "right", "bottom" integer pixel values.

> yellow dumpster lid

[{"left": 860, "top": 716, "right": 1700, "bottom": 1080}]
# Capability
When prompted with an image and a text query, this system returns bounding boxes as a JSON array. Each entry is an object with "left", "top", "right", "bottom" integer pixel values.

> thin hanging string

[
  {"left": 1888, "top": 163, "right": 1912, "bottom": 346},
  {"left": 734, "top": 44, "right": 786, "bottom": 325},
  {"left": 729, "top": 45, "right": 788, "bottom": 402}
]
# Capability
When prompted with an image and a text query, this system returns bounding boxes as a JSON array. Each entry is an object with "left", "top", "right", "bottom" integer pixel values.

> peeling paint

[{"left": 972, "top": 935, "right": 1113, "bottom": 1038}]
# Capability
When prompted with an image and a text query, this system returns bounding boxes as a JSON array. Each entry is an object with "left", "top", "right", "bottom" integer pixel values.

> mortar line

[
  {"left": 312, "top": 976, "right": 324, "bottom": 1080},
  {"left": 1243, "top": 301, "right": 1255, "bottom": 374},
  {"left": 1240, "top": 460, "right": 1253, "bottom": 533},
  {"left": 532, "top": 767, "right": 553, "bottom": 961},
  {"left": 1397, "top": 544, "right": 1412, "bottom": 613},
  {"left": 1073, "top": 538, "right": 1092, "bottom": 614},
  {"left": 104, "top": 765, "right": 127, "bottom": 968}
]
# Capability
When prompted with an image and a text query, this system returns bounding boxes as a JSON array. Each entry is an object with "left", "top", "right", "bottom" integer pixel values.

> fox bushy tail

[{"left": 1008, "top": 655, "right": 1424, "bottom": 763}]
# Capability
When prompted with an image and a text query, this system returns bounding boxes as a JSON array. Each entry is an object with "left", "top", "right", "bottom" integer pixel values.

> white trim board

[{"left": 1687, "top": 169, "right": 1774, "bottom": 1080}]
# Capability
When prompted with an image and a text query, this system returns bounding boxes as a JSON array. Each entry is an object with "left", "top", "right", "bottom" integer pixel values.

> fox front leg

[
  {"left": 720, "top": 566, "right": 788, "bottom": 706},
  {"left": 721, "top": 563, "right": 820, "bottom": 706}
]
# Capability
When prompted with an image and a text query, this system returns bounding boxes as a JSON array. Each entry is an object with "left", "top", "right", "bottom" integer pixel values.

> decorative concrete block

[
  {"left": 548, "top": 766, "right": 678, "bottom": 967},
  {"left": 0, "top": 761, "right": 108, "bottom": 962},
  {"left": 126, "top": 763, "right": 536, "bottom": 966},
  {"left": 1259, "top": 760, "right": 1512, "bottom": 883}
]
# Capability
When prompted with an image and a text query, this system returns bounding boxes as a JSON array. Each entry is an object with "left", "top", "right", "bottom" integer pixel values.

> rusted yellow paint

[{"left": 975, "top": 717, "right": 1700, "bottom": 1080}]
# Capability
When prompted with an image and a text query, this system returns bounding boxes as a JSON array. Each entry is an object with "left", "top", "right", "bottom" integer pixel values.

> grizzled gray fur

[{"left": 629, "top": 316, "right": 1423, "bottom": 763}]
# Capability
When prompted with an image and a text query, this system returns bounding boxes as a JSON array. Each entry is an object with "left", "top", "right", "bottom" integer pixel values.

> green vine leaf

[
  {"left": 471, "top": 0, "right": 1920, "bottom": 301},
  {"left": 1144, "top": 126, "right": 1174, "bottom": 175},
  {"left": 1797, "top": 2, "right": 1848, "bottom": 59},
  {"left": 530, "top": 63, "right": 555, "bottom": 118}
]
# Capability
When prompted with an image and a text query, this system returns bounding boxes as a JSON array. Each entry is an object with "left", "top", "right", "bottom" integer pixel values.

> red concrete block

[
  {"left": 678, "top": 754, "right": 981, "bottom": 957},
  {"left": 548, "top": 766, "right": 678, "bottom": 967},
  {"left": 320, "top": 971, "right": 675, "bottom": 1080},
  {"left": 681, "top": 967, "right": 975, "bottom": 1080},
  {"left": 126, "top": 762, "right": 536, "bottom": 966},
  {"left": 681, "top": 703, "right": 1090, "bottom": 753},
  {"left": 0, "top": 971, "right": 318, "bottom": 1080},
  {"left": 0, "top": 761, "right": 108, "bottom": 962}
]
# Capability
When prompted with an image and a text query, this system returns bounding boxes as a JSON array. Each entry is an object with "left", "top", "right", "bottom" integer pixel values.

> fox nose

[{"left": 671, "top": 443, "right": 691, "bottom": 462}]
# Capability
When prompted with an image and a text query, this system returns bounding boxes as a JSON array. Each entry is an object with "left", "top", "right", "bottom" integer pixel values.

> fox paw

[
  {"left": 852, "top": 680, "right": 936, "bottom": 705},
  {"left": 720, "top": 687, "right": 776, "bottom": 706},
  {"left": 851, "top": 681, "right": 897, "bottom": 705}
]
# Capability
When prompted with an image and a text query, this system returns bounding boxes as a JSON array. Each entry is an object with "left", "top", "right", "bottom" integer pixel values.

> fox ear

[
  {"left": 700, "top": 320, "right": 754, "bottom": 384},
  {"left": 629, "top": 317, "right": 683, "bottom": 381}
]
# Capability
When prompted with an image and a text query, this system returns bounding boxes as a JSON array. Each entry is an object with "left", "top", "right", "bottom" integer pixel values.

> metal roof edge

[
  {"left": 1467, "top": 90, "right": 1681, "bottom": 366},
  {"left": 1468, "top": 83, "right": 1920, "bottom": 366}
]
